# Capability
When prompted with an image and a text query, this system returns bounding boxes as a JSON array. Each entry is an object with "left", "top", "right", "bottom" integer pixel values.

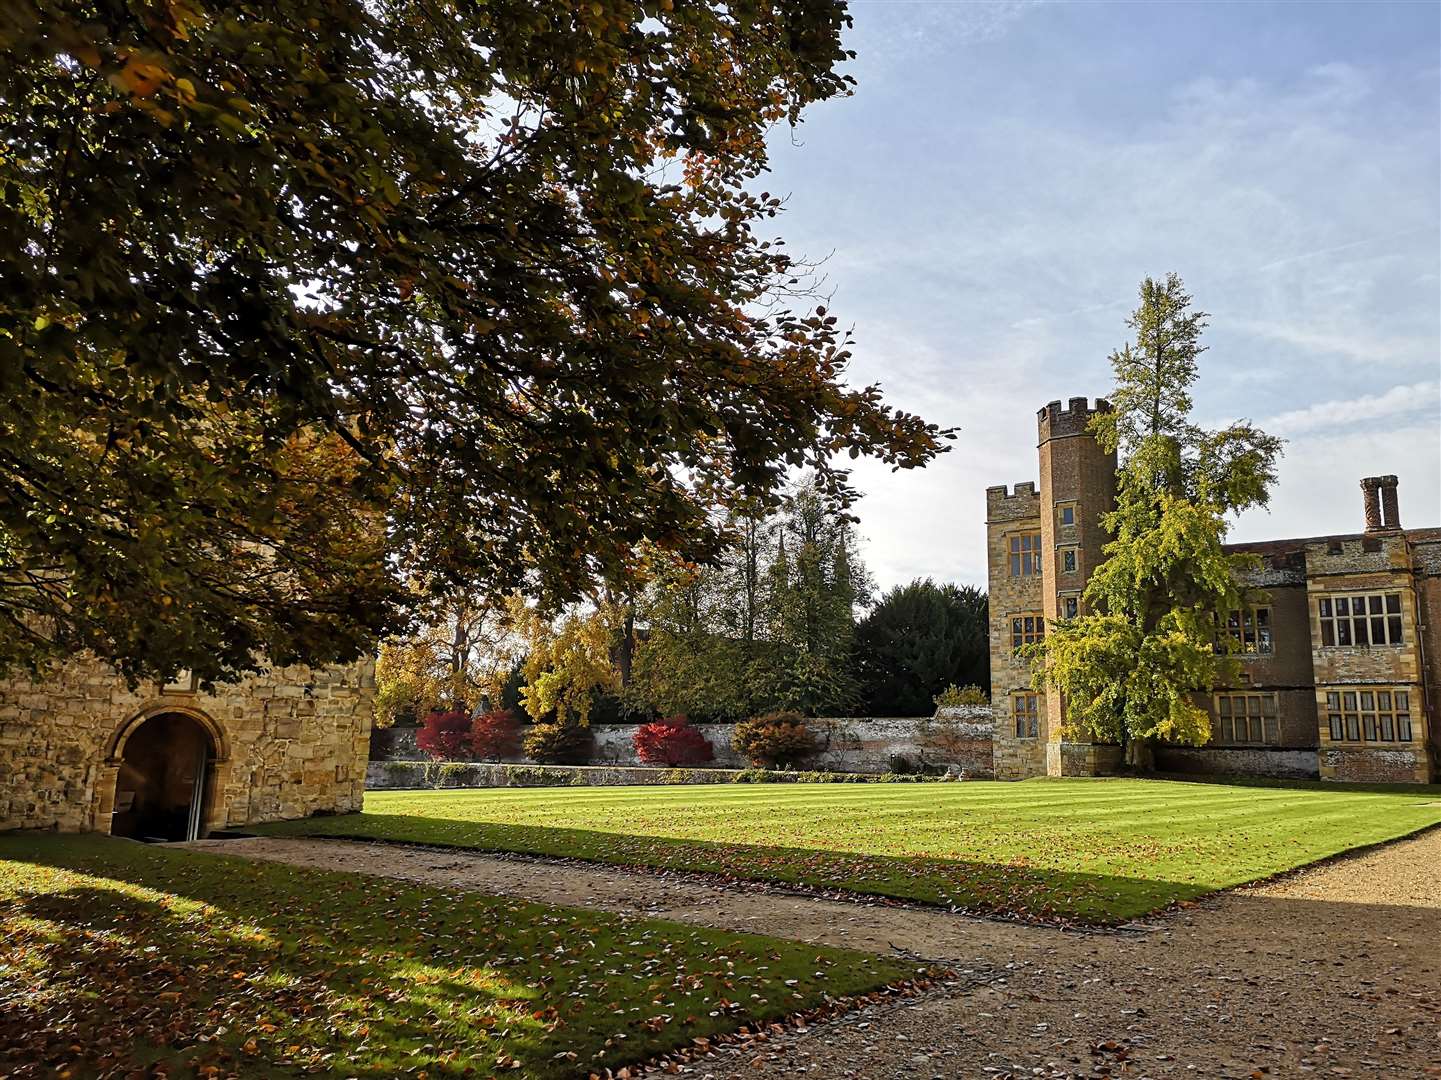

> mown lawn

[
  {"left": 0, "top": 834, "right": 914, "bottom": 1079},
  {"left": 260, "top": 777, "right": 1441, "bottom": 923}
]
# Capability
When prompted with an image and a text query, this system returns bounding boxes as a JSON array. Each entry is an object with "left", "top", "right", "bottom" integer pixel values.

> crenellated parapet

[
  {"left": 1038, "top": 396, "right": 1111, "bottom": 443},
  {"left": 986, "top": 481, "right": 1041, "bottom": 523}
]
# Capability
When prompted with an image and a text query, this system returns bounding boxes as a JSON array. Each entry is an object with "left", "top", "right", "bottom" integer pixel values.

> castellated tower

[
  {"left": 1037, "top": 398, "right": 1120, "bottom": 775},
  {"left": 987, "top": 396, "right": 1122, "bottom": 779}
]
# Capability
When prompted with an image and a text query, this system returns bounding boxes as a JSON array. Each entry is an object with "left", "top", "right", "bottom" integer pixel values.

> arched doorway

[{"left": 111, "top": 713, "right": 214, "bottom": 841}]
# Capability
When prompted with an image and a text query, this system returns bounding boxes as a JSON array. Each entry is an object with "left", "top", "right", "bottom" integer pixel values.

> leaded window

[
  {"left": 1214, "top": 693, "right": 1279, "bottom": 744},
  {"left": 1011, "top": 614, "right": 1044, "bottom": 651},
  {"left": 1318, "top": 594, "right": 1403, "bottom": 647},
  {"left": 1009, "top": 533, "right": 1042, "bottom": 577},
  {"left": 1012, "top": 692, "right": 1039, "bottom": 738},
  {"left": 1325, "top": 688, "right": 1412, "bottom": 743},
  {"left": 1222, "top": 607, "right": 1273, "bottom": 655}
]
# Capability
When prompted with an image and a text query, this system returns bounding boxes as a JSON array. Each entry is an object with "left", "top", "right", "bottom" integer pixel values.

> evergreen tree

[
  {"left": 854, "top": 580, "right": 988, "bottom": 716},
  {"left": 1028, "top": 274, "right": 1283, "bottom": 766}
]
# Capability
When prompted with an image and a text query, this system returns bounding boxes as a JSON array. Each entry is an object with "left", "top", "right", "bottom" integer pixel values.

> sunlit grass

[
  {"left": 261, "top": 776, "right": 1441, "bottom": 922},
  {"left": 0, "top": 834, "right": 913, "bottom": 1078}
]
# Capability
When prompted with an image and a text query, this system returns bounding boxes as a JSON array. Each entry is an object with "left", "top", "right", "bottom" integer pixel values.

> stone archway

[{"left": 109, "top": 712, "right": 217, "bottom": 842}]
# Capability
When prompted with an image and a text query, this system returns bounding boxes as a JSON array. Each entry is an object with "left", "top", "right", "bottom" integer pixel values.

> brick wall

[
  {"left": 0, "top": 657, "right": 375, "bottom": 834},
  {"left": 1036, "top": 397, "right": 1116, "bottom": 776}
]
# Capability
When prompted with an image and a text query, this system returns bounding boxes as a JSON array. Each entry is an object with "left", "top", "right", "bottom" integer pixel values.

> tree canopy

[
  {"left": 625, "top": 477, "right": 870, "bottom": 719},
  {"left": 1028, "top": 273, "right": 1283, "bottom": 764},
  {"left": 0, "top": 1, "right": 950, "bottom": 685}
]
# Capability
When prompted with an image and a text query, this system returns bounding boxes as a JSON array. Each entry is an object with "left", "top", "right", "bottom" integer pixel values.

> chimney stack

[
  {"left": 1361, "top": 477, "right": 1383, "bottom": 532},
  {"left": 1361, "top": 475, "right": 1400, "bottom": 532},
  {"left": 1379, "top": 475, "right": 1400, "bottom": 530}
]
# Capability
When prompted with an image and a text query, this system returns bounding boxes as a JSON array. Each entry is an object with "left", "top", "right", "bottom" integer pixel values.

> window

[
  {"left": 1062, "top": 596, "right": 1079, "bottom": 619},
  {"left": 1325, "top": 688, "right": 1413, "bottom": 743},
  {"left": 1222, "top": 607, "right": 1273, "bottom": 655},
  {"left": 1011, "top": 614, "right": 1044, "bottom": 651},
  {"left": 1009, "top": 532, "right": 1042, "bottom": 577},
  {"left": 1059, "top": 505, "right": 1075, "bottom": 527},
  {"left": 1061, "top": 548, "right": 1077, "bottom": 573},
  {"left": 1012, "top": 693, "right": 1039, "bottom": 738},
  {"left": 1214, "top": 693, "right": 1279, "bottom": 744},
  {"left": 1318, "top": 594, "right": 1403, "bottom": 647}
]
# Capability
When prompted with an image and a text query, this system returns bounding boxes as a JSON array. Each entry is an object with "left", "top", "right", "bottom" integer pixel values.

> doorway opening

[{"left": 111, "top": 712, "right": 213, "bottom": 842}]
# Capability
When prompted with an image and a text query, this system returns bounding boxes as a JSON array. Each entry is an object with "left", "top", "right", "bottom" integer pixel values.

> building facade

[
  {"left": 987, "top": 396, "right": 1439, "bottom": 784},
  {"left": 0, "top": 658, "right": 376, "bottom": 839}
]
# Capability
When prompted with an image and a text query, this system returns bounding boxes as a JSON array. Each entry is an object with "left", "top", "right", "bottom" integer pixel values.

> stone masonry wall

[
  {"left": 986, "top": 482, "right": 1045, "bottom": 779},
  {"left": 369, "top": 710, "right": 995, "bottom": 779},
  {"left": 1305, "top": 535, "right": 1431, "bottom": 783},
  {"left": 0, "top": 656, "right": 375, "bottom": 834}
]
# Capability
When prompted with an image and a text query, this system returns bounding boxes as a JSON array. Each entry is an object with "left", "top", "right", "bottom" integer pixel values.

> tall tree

[
  {"left": 764, "top": 478, "right": 871, "bottom": 713},
  {"left": 0, "top": 1, "right": 950, "bottom": 685},
  {"left": 1028, "top": 274, "right": 1283, "bottom": 766},
  {"left": 626, "top": 479, "right": 871, "bottom": 719},
  {"left": 854, "top": 579, "right": 987, "bottom": 716}
]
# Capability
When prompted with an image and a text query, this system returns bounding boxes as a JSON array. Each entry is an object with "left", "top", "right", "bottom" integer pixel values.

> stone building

[
  {"left": 987, "top": 396, "right": 1439, "bottom": 784},
  {"left": 0, "top": 658, "right": 375, "bottom": 839}
]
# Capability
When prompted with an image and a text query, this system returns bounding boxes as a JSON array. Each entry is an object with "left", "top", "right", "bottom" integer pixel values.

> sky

[{"left": 759, "top": 0, "right": 1441, "bottom": 592}]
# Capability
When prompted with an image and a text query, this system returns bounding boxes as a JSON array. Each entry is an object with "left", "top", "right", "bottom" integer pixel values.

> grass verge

[
  {"left": 0, "top": 834, "right": 915, "bottom": 1078},
  {"left": 259, "top": 777, "right": 1441, "bottom": 923}
]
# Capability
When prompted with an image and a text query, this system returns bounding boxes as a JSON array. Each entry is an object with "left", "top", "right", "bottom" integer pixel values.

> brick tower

[
  {"left": 987, "top": 397, "right": 1122, "bottom": 779},
  {"left": 1036, "top": 398, "right": 1120, "bottom": 775}
]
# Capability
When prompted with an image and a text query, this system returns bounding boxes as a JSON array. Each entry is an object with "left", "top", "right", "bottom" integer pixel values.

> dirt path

[{"left": 182, "top": 831, "right": 1441, "bottom": 1079}]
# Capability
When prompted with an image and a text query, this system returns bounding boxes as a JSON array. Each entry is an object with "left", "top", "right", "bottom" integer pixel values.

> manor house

[{"left": 987, "top": 396, "right": 1440, "bottom": 784}]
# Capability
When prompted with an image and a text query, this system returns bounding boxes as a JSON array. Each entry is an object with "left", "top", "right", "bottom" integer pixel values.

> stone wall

[
  {"left": 370, "top": 710, "right": 996, "bottom": 779},
  {"left": 0, "top": 656, "right": 375, "bottom": 834},
  {"left": 366, "top": 761, "right": 963, "bottom": 790},
  {"left": 1155, "top": 746, "right": 1319, "bottom": 780},
  {"left": 1320, "top": 746, "right": 1429, "bottom": 784},
  {"left": 986, "top": 481, "right": 1046, "bottom": 779}
]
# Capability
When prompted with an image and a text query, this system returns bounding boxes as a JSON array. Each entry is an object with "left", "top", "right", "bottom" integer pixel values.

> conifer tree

[{"left": 1028, "top": 274, "right": 1283, "bottom": 766}]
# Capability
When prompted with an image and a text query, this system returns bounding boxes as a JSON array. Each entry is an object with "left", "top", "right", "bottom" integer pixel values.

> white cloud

[
  {"left": 1262, "top": 381, "right": 1440, "bottom": 436},
  {"left": 762, "top": 9, "right": 1440, "bottom": 591}
]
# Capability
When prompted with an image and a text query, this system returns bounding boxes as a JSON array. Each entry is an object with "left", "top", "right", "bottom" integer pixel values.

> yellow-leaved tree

[{"left": 1026, "top": 274, "right": 1284, "bottom": 767}]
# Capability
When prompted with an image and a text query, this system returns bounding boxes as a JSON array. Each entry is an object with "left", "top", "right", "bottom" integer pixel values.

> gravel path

[{"left": 182, "top": 828, "right": 1441, "bottom": 1079}]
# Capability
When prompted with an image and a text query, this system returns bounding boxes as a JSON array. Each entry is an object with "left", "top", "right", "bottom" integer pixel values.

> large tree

[
  {"left": 0, "top": 1, "right": 949, "bottom": 685},
  {"left": 625, "top": 478, "right": 869, "bottom": 719},
  {"left": 1028, "top": 274, "right": 1283, "bottom": 766},
  {"left": 854, "top": 579, "right": 987, "bottom": 716}
]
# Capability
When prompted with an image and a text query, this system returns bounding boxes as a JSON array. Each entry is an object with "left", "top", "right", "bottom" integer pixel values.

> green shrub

[
  {"left": 731, "top": 711, "right": 819, "bottom": 768},
  {"left": 503, "top": 765, "right": 581, "bottom": 787},
  {"left": 933, "top": 684, "right": 988, "bottom": 708},
  {"left": 522, "top": 722, "right": 594, "bottom": 765}
]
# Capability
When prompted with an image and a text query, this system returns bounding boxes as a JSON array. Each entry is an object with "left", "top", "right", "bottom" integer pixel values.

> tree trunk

[{"left": 1125, "top": 736, "right": 1155, "bottom": 772}]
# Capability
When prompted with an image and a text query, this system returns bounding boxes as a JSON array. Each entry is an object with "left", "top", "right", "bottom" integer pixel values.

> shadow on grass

[
  {"left": 259, "top": 812, "right": 1217, "bottom": 923},
  {"left": 1, "top": 835, "right": 911, "bottom": 1079}
]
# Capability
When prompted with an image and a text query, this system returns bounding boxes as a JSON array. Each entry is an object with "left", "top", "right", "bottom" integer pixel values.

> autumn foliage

[
  {"left": 469, "top": 709, "right": 523, "bottom": 761},
  {"left": 731, "top": 711, "right": 820, "bottom": 768},
  {"left": 522, "top": 721, "right": 594, "bottom": 765},
  {"left": 632, "top": 716, "right": 715, "bottom": 767},
  {"left": 415, "top": 710, "right": 472, "bottom": 761}
]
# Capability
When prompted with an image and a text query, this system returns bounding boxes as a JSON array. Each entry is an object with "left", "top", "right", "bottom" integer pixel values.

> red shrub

[
  {"left": 415, "top": 709, "right": 473, "bottom": 761},
  {"left": 470, "top": 709, "right": 523, "bottom": 760},
  {"left": 633, "top": 715, "right": 715, "bottom": 767},
  {"left": 731, "top": 711, "right": 819, "bottom": 768}
]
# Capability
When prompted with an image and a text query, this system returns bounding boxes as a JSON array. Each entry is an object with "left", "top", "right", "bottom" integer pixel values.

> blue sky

[{"left": 761, "top": 0, "right": 1441, "bottom": 591}]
